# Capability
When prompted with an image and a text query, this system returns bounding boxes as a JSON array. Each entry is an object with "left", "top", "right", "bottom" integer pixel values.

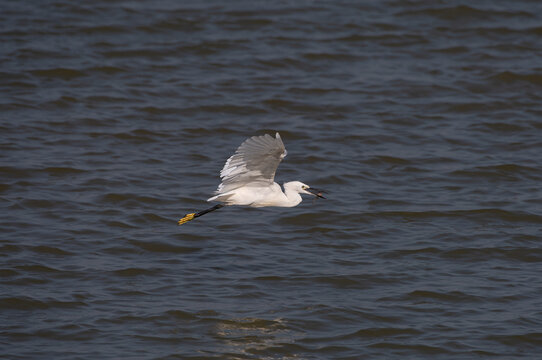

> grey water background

[{"left": 2, "top": 0, "right": 542, "bottom": 358}]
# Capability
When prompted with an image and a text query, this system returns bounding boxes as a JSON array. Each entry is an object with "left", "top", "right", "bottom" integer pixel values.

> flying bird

[{"left": 178, "top": 132, "right": 325, "bottom": 225}]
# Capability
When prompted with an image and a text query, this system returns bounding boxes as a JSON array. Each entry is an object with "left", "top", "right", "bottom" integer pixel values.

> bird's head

[{"left": 288, "top": 181, "right": 326, "bottom": 199}]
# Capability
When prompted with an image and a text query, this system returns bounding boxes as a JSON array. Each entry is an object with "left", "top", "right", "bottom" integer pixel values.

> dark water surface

[{"left": 2, "top": 1, "right": 542, "bottom": 359}]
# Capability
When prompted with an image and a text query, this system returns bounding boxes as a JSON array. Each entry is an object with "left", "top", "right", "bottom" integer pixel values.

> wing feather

[{"left": 215, "top": 132, "right": 287, "bottom": 194}]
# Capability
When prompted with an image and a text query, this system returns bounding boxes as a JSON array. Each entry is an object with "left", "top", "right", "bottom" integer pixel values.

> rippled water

[{"left": 2, "top": 1, "right": 542, "bottom": 359}]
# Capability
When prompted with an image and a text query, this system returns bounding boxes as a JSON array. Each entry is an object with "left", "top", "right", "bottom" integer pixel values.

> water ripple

[{"left": 2, "top": 0, "right": 542, "bottom": 358}]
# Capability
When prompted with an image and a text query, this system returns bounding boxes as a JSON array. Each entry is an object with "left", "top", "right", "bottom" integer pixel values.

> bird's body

[
  {"left": 209, "top": 181, "right": 307, "bottom": 208},
  {"left": 178, "top": 132, "right": 325, "bottom": 225}
]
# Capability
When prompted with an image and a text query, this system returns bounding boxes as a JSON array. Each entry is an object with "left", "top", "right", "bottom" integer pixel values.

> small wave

[
  {"left": 278, "top": 211, "right": 347, "bottom": 226},
  {"left": 42, "top": 96, "right": 78, "bottom": 109},
  {"left": 442, "top": 247, "right": 542, "bottom": 263},
  {"left": 365, "top": 209, "right": 542, "bottom": 224},
  {"left": 526, "top": 26, "right": 542, "bottom": 35},
  {"left": 489, "top": 71, "right": 542, "bottom": 85},
  {"left": 181, "top": 104, "right": 267, "bottom": 115},
  {"left": 184, "top": 127, "right": 241, "bottom": 136},
  {"left": 30, "top": 68, "right": 86, "bottom": 80},
  {"left": 258, "top": 273, "right": 408, "bottom": 289},
  {"left": 20, "top": 199, "right": 58, "bottom": 209},
  {"left": 135, "top": 212, "right": 171, "bottom": 224},
  {"left": 217, "top": 17, "right": 274, "bottom": 29},
  {"left": 113, "top": 267, "right": 162, "bottom": 277},
  {"left": 112, "top": 131, "right": 163, "bottom": 143},
  {"left": 100, "top": 48, "right": 171, "bottom": 59},
  {"left": 314, "top": 174, "right": 349, "bottom": 185},
  {"left": 256, "top": 57, "right": 308, "bottom": 69},
  {"left": 136, "top": 106, "right": 182, "bottom": 115},
  {"left": 380, "top": 247, "right": 441, "bottom": 259},
  {"left": 287, "top": 86, "right": 348, "bottom": 95},
  {"left": 0, "top": 268, "right": 18, "bottom": 277},
  {"left": 15, "top": 264, "right": 64, "bottom": 274},
  {"left": 367, "top": 199, "right": 411, "bottom": 206},
  {"left": 141, "top": 18, "right": 204, "bottom": 33},
  {"left": 486, "top": 332, "right": 542, "bottom": 347},
  {"left": 364, "top": 155, "right": 412, "bottom": 166},
  {"left": 129, "top": 240, "right": 201, "bottom": 254},
  {"left": 450, "top": 163, "right": 541, "bottom": 181},
  {"left": 431, "top": 45, "right": 470, "bottom": 54},
  {"left": 217, "top": 317, "right": 286, "bottom": 330},
  {"left": 0, "top": 166, "right": 34, "bottom": 179},
  {"left": 406, "top": 289, "right": 483, "bottom": 303},
  {"left": 9, "top": 325, "right": 99, "bottom": 342},
  {"left": 444, "top": 101, "right": 510, "bottom": 113},
  {"left": 0, "top": 101, "right": 37, "bottom": 110},
  {"left": 469, "top": 121, "right": 528, "bottom": 133},
  {"left": 28, "top": 245, "right": 73, "bottom": 256},
  {"left": 396, "top": 5, "right": 533, "bottom": 20},
  {"left": 302, "top": 52, "right": 359, "bottom": 61},
  {"left": 261, "top": 98, "right": 353, "bottom": 113},
  {"left": 99, "top": 193, "right": 162, "bottom": 205},
  {"left": 369, "top": 341, "right": 451, "bottom": 355},
  {"left": 88, "top": 65, "right": 127, "bottom": 74},
  {"left": 165, "top": 309, "right": 199, "bottom": 320},
  {"left": 383, "top": 245, "right": 542, "bottom": 263},
  {"left": 347, "top": 326, "right": 422, "bottom": 338},
  {"left": 42, "top": 167, "right": 87, "bottom": 176},
  {"left": 80, "top": 25, "right": 128, "bottom": 34},
  {"left": 0, "top": 244, "right": 22, "bottom": 254},
  {"left": 85, "top": 95, "right": 130, "bottom": 103},
  {"left": 0, "top": 296, "right": 85, "bottom": 310},
  {"left": 14, "top": 48, "right": 65, "bottom": 60}
]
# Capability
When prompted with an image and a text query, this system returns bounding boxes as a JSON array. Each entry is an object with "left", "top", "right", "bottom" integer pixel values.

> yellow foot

[{"left": 178, "top": 213, "right": 195, "bottom": 225}]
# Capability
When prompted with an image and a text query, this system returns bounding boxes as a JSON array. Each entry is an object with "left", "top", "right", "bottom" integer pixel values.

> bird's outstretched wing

[{"left": 215, "top": 132, "right": 287, "bottom": 194}]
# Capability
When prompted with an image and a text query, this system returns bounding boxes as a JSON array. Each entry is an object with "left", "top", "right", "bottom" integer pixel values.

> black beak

[{"left": 307, "top": 187, "right": 326, "bottom": 199}]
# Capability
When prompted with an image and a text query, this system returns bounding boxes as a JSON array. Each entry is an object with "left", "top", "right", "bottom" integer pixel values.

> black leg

[
  {"left": 178, "top": 204, "right": 224, "bottom": 225},
  {"left": 195, "top": 204, "right": 224, "bottom": 218}
]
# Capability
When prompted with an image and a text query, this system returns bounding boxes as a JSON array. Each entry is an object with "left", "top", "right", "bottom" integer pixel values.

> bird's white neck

[{"left": 281, "top": 182, "right": 303, "bottom": 207}]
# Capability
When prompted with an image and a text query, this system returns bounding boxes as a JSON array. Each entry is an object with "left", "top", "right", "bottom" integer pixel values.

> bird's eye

[{"left": 302, "top": 186, "right": 307, "bottom": 189}]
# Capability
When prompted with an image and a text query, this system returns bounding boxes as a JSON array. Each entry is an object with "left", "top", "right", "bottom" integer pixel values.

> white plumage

[{"left": 178, "top": 132, "right": 325, "bottom": 225}]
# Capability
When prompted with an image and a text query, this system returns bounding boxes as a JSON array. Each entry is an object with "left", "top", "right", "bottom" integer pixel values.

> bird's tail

[{"left": 207, "top": 192, "right": 234, "bottom": 203}]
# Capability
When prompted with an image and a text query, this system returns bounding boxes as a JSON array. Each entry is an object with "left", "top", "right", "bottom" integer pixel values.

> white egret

[{"left": 178, "top": 132, "right": 325, "bottom": 225}]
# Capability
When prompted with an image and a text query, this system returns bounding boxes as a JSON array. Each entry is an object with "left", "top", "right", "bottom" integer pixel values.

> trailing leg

[{"left": 178, "top": 204, "right": 224, "bottom": 225}]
